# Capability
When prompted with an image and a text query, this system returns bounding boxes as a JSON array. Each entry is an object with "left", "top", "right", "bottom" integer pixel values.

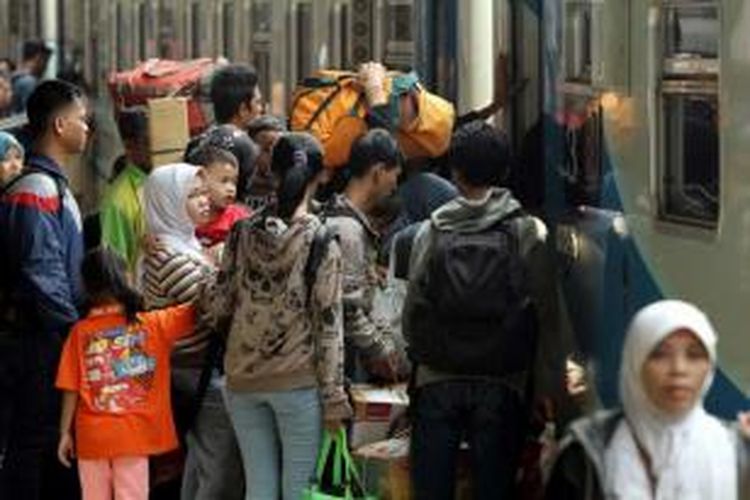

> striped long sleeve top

[{"left": 142, "top": 247, "right": 215, "bottom": 367}]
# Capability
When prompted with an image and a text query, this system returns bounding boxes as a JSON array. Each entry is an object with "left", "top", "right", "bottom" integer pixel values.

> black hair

[
  {"left": 0, "top": 57, "right": 15, "bottom": 72},
  {"left": 22, "top": 40, "right": 52, "bottom": 61},
  {"left": 210, "top": 64, "right": 259, "bottom": 124},
  {"left": 449, "top": 120, "right": 510, "bottom": 188},
  {"left": 347, "top": 129, "right": 401, "bottom": 180},
  {"left": 186, "top": 145, "right": 238, "bottom": 170},
  {"left": 116, "top": 109, "right": 149, "bottom": 143},
  {"left": 270, "top": 132, "right": 324, "bottom": 220},
  {"left": 246, "top": 114, "right": 287, "bottom": 139},
  {"left": 26, "top": 79, "right": 84, "bottom": 141},
  {"left": 184, "top": 125, "right": 258, "bottom": 202},
  {"left": 81, "top": 247, "right": 144, "bottom": 322}
]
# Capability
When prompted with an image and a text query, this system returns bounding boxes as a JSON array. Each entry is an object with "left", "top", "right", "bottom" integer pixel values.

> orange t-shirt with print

[{"left": 56, "top": 303, "right": 195, "bottom": 459}]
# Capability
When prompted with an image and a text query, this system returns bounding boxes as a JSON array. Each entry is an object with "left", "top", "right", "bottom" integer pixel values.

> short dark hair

[
  {"left": 26, "top": 79, "right": 84, "bottom": 140},
  {"left": 449, "top": 121, "right": 510, "bottom": 187},
  {"left": 22, "top": 40, "right": 52, "bottom": 61},
  {"left": 188, "top": 145, "right": 238, "bottom": 170},
  {"left": 348, "top": 129, "right": 401, "bottom": 180},
  {"left": 81, "top": 247, "right": 144, "bottom": 322},
  {"left": 210, "top": 64, "right": 259, "bottom": 124},
  {"left": 270, "top": 132, "right": 324, "bottom": 219},
  {"left": 0, "top": 57, "right": 16, "bottom": 73},
  {"left": 247, "top": 114, "right": 287, "bottom": 139},
  {"left": 184, "top": 124, "right": 258, "bottom": 201}
]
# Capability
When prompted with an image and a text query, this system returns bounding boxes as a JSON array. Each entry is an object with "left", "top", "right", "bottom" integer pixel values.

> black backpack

[{"left": 408, "top": 210, "right": 538, "bottom": 376}]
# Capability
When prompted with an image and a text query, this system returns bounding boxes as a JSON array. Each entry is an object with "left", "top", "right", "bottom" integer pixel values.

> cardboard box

[
  {"left": 349, "top": 384, "right": 409, "bottom": 449},
  {"left": 147, "top": 97, "right": 190, "bottom": 167},
  {"left": 353, "top": 437, "right": 473, "bottom": 500}
]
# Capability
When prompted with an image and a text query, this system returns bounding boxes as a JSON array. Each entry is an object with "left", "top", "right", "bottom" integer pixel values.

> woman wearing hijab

[
  {"left": 0, "top": 131, "right": 23, "bottom": 188},
  {"left": 141, "top": 163, "right": 244, "bottom": 500},
  {"left": 545, "top": 300, "right": 750, "bottom": 500}
]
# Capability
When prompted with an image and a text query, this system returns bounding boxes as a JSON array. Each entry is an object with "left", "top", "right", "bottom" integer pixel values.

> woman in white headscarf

[
  {"left": 545, "top": 300, "right": 750, "bottom": 500},
  {"left": 141, "top": 163, "right": 244, "bottom": 500}
]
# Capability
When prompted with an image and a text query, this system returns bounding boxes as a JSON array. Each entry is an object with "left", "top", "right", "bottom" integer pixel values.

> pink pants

[{"left": 78, "top": 456, "right": 149, "bottom": 500}]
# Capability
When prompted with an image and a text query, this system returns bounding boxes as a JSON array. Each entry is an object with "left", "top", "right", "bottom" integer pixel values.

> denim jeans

[
  {"left": 225, "top": 387, "right": 322, "bottom": 500},
  {"left": 410, "top": 380, "right": 527, "bottom": 500},
  {"left": 172, "top": 369, "right": 244, "bottom": 500}
]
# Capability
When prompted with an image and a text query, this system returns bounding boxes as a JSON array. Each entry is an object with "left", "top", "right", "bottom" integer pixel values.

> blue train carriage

[{"left": 540, "top": 0, "right": 750, "bottom": 417}]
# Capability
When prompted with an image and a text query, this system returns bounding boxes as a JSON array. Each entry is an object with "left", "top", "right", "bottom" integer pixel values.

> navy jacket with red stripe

[{"left": 0, "top": 154, "right": 84, "bottom": 336}]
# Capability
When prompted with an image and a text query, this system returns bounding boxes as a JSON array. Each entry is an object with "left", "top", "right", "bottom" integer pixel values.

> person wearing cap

[{"left": 11, "top": 39, "right": 52, "bottom": 114}]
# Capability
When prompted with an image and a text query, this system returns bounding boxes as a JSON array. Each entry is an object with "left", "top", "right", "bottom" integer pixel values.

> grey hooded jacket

[{"left": 402, "top": 187, "right": 565, "bottom": 403}]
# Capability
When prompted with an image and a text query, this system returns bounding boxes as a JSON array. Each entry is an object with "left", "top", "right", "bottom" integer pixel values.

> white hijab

[
  {"left": 604, "top": 300, "right": 736, "bottom": 500},
  {"left": 143, "top": 163, "right": 207, "bottom": 264}
]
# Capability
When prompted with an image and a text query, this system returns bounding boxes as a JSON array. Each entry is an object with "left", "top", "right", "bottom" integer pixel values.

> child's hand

[
  {"left": 142, "top": 234, "right": 166, "bottom": 256},
  {"left": 58, "top": 431, "right": 75, "bottom": 468}
]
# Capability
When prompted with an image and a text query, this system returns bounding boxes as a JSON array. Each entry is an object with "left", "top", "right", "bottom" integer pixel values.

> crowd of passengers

[{"left": 1, "top": 58, "right": 749, "bottom": 500}]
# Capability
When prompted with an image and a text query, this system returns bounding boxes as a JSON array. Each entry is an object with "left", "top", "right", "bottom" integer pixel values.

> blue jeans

[
  {"left": 226, "top": 387, "right": 322, "bottom": 500},
  {"left": 410, "top": 380, "right": 527, "bottom": 500},
  {"left": 172, "top": 369, "right": 244, "bottom": 500}
]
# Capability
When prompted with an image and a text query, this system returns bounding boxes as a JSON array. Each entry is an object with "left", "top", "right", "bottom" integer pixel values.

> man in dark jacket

[
  {"left": 403, "top": 121, "right": 564, "bottom": 499},
  {"left": 0, "top": 79, "right": 90, "bottom": 499}
]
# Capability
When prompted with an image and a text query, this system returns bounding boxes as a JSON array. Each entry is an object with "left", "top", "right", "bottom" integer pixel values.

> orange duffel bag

[
  {"left": 108, "top": 58, "right": 221, "bottom": 137},
  {"left": 289, "top": 70, "right": 455, "bottom": 169}
]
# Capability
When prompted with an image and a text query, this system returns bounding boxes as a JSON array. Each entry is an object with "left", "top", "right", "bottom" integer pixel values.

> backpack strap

[{"left": 304, "top": 223, "right": 336, "bottom": 308}]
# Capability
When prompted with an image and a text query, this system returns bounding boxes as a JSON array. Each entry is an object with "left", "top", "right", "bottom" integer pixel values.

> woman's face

[
  {"left": 184, "top": 174, "right": 212, "bottom": 226},
  {"left": 641, "top": 329, "right": 711, "bottom": 416},
  {"left": 0, "top": 147, "right": 23, "bottom": 186}
]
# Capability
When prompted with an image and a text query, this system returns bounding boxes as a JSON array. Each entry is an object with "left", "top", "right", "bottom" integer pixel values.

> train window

[
  {"left": 252, "top": 1, "right": 272, "bottom": 34},
  {"left": 564, "top": 1, "right": 593, "bottom": 83},
  {"left": 254, "top": 51, "right": 271, "bottom": 100},
  {"left": 664, "top": 4, "right": 718, "bottom": 59},
  {"left": 137, "top": 3, "right": 148, "bottom": 62},
  {"left": 158, "top": 5, "right": 177, "bottom": 59},
  {"left": 658, "top": 1, "right": 720, "bottom": 227},
  {"left": 340, "top": 3, "right": 350, "bottom": 68},
  {"left": 115, "top": 3, "right": 129, "bottom": 70},
  {"left": 223, "top": 2, "right": 235, "bottom": 59},
  {"left": 383, "top": 0, "right": 415, "bottom": 69},
  {"left": 386, "top": 2, "right": 413, "bottom": 42},
  {"left": 296, "top": 2, "right": 314, "bottom": 81},
  {"left": 190, "top": 2, "right": 201, "bottom": 57},
  {"left": 660, "top": 91, "right": 719, "bottom": 225}
]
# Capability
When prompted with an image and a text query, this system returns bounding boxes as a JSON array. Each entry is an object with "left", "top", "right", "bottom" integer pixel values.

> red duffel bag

[{"left": 108, "top": 58, "right": 222, "bottom": 136}]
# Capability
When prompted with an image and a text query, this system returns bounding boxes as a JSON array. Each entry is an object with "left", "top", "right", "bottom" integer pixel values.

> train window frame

[{"left": 656, "top": 0, "right": 720, "bottom": 229}]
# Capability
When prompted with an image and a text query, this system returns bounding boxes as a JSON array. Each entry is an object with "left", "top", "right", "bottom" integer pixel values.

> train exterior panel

[{"left": 543, "top": 0, "right": 750, "bottom": 417}]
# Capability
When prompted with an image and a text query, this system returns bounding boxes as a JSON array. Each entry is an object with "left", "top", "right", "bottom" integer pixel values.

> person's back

[
  {"left": 403, "top": 121, "right": 563, "bottom": 500},
  {"left": 0, "top": 78, "right": 90, "bottom": 500}
]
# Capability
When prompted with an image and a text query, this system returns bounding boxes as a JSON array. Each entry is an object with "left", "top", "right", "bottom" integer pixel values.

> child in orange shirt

[{"left": 56, "top": 247, "right": 198, "bottom": 500}]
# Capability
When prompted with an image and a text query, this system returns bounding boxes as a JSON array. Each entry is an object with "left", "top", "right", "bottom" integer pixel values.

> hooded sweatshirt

[
  {"left": 403, "top": 187, "right": 564, "bottom": 402},
  {"left": 207, "top": 214, "right": 351, "bottom": 421}
]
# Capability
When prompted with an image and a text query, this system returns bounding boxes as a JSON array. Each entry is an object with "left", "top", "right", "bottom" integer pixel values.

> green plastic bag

[{"left": 302, "top": 429, "right": 377, "bottom": 500}]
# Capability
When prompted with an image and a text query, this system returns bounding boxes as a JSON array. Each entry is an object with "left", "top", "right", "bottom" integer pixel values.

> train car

[{"left": 538, "top": 0, "right": 750, "bottom": 418}]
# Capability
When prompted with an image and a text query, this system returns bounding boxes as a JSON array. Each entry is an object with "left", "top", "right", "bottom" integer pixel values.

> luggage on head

[{"left": 289, "top": 68, "right": 455, "bottom": 169}]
